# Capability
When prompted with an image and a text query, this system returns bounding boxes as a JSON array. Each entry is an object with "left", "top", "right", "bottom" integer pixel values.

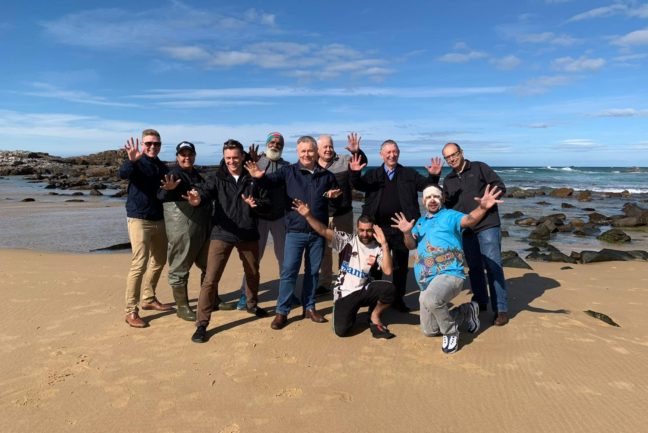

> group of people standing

[{"left": 119, "top": 128, "right": 509, "bottom": 354}]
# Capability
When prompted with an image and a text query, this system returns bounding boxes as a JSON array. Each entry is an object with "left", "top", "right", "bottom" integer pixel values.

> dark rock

[
  {"left": 580, "top": 249, "right": 634, "bottom": 263},
  {"left": 576, "top": 190, "right": 592, "bottom": 202},
  {"left": 71, "top": 191, "right": 84, "bottom": 196},
  {"left": 597, "top": 228, "right": 631, "bottom": 243},
  {"left": 21, "top": 197, "right": 35, "bottom": 202},
  {"left": 561, "top": 202, "right": 575, "bottom": 209},
  {"left": 89, "top": 189, "right": 103, "bottom": 196},
  {"left": 528, "top": 240, "right": 548, "bottom": 248},
  {"left": 65, "top": 199, "right": 85, "bottom": 202},
  {"left": 501, "top": 230, "right": 509, "bottom": 237},
  {"left": 560, "top": 266, "right": 573, "bottom": 270},
  {"left": 570, "top": 218, "right": 585, "bottom": 227},
  {"left": 622, "top": 203, "right": 648, "bottom": 218},
  {"left": 582, "top": 207, "right": 596, "bottom": 212},
  {"left": 556, "top": 223, "right": 574, "bottom": 233},
  {"left": 529, "top": 223, "right": 552, "bottom": 240},
  {"left": 536, "top": 201, "right": 551, "bottom": 206},
  {"left": 588, "top": 212, "right": 610, "bottom": 225},
  {"left": 506, "top": 187, "right": 535, "bottom": 199},
  {"left": 570, "top": 251, "right": 581, "bottom": 261},
  {"left": 584, "top": 310, "right": 620, "bottom": 327},
  {"left": 550, "top": 187, "right": 574, "bottom": 198},
  {"left": 612, "top": 216, "right": 647, "bottom": 227},
  {"left": 515, "top": 217, "right": 537, "bottom": 226},
  {"left": 503, "top": 211, "right": 524, "bottom": 219},
  {"left": 538, "top": 213, "right": 566, "bottom": 225},
  {"left": 501, "top": 251, "right": 533, "bottom": 269},
  {"left": 526, "top": 250, "right": 577, "bottom": 264}
]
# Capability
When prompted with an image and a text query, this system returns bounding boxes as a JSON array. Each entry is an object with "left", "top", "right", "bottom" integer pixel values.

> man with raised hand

[
  {"left": 236, "top": 132, "right": 290, "bottom": 310},
  {"left": 349, "top": 140, "right": 441, "bottom": 313},
  {"left": 245, "top": 136, "right": 341, "bottom": 330},
  {"left": 391, "top": 184, "right": 503, "bottom": 354},
  {"left": 292, "top": 198, "right": 396, "bottom": 339},
  {"left": 119, "top": 129, "right": 173, "bottom": 328},
  {"left": 316, "top": 132, "right": 367, "bottom": 295},
  {"left": 433, "top": 143, "right": 509, "bottom": 326},
  {"left": 185, "top": 140, "right": 269, "bottom": 343},
  {"left": 157, "top": 141, "right": 210, "bottom": 322}
]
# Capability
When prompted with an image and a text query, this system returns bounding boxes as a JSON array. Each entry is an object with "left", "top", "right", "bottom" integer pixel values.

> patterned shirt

[
  {"left": 411, "top": 208, "right": 466, "bottom": 290},
  {"left": 330, "top": 230, "right": 383, "bottom": 301}
]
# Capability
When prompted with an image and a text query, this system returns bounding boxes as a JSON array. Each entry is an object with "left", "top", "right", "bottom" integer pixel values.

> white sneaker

[
  {"left": 442, "top": 334, "right": 459, "bottom": 354},
  {"left": 467, "top": 301, "right": 480, "bottom": 334}
]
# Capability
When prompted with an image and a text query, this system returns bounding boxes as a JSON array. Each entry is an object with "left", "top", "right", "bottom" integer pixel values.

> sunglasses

[{"left": 143, "top": 141, "right": 162, "bottom": 147}]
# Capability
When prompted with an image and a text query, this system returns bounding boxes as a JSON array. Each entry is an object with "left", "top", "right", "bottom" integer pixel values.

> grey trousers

[{"left": 419, "top": 274, "right": 472, "bottom": 336}]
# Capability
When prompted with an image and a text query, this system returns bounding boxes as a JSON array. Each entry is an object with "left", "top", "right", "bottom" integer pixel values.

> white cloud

[
  {"left": 515, "top": 75, "right": 573, "bottom": 95},
  {"left": 22, "top": 82, "right": 137, "bottom": 107},
  {"left": 612, "top": 28, "right": 648, "bottom": 46},
  {"left": 568, "top": 4, "right": 648, "bottom": 22},
  {"left": 490, "top": 55, "right": 521, "bottom": 70},
  {"left": 516, "top": 32, "right": 579, "bottom": 46},
  {"left": 594, "top": 108, "right": 648, "bottom": 117},
  {"left": 551, "top": 55, "right": 606, "bottom": 72},
  {"left": 558, "top": 138, "right": 598, "bottom": 150},
  {"left": 437, "top": 42, "right": 488, "bottom": 63},
  {"left": 614, "top": 53, "right": 648, "bottom": 61}
]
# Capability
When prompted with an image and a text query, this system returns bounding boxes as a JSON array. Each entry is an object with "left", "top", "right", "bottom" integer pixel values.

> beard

[{"left": 265, "top": 147, "right": 283, "bottom": 161}]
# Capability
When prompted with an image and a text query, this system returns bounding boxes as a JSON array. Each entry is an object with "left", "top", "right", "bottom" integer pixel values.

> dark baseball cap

[{"left": 176, "top": 141, "right": 196, "bottom": 154}]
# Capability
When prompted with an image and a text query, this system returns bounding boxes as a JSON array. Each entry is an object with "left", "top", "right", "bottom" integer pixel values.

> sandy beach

[{"left": 2, "top": 247, "right": 648, "bottom": 433}]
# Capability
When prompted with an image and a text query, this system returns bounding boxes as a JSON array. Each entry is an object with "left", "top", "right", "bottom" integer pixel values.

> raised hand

[
  {"left": 248, "top": 143, "right": 260, "bottom": 162},
  {"left": 241, "top": 194, "right": 257, "bottom": 208},
  {"left": 390, "top": 212, "right": 415, "bottom": 233},
  {"left": 291, "top": 198, "right": 311, "bottom": 217},
  {"left": 426, "top": 156, "right": 443, "bottom": 176},
  {"left": 160, "top": 174, "right": 181, "bottom": 190},
  {"left": 345, "top": 132, "right": 361, "bottom": 153},
  {"left": 349, "top": 153, "right": 366, "bottom": 171},
  {"left": 325, "top": 188, "right": 342, "bottom": 199},
  {"left": 124, "top": 137, "right": 143, "bottom": 162},
  {"left": 474, "top": 184, "right": 504, "bottom": 210},
  {"left": 244, "top": 160, "right": 265, "bottom": 178},
  {"left": 372, "top": 224, "right": 387, "bottom": 245},
  {"left": 182, "top": 188, "right": 201, "bottom": 206}
]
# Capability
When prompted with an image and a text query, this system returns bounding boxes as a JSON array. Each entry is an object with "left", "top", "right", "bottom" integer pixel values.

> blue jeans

[
  {"left": 462, "top": 227, "right": 508, "bottom": 313},
  {"left": 276, "top": 232, "right": 325, "bottom": 315}
]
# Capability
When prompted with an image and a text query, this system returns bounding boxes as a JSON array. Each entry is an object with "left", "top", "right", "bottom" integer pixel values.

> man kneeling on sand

[
  {"left": 292, "top": 198, "right": 396, "bottom": 339},
  {"left": 391, "top": 184, "right": 503, "bottom": 353}
]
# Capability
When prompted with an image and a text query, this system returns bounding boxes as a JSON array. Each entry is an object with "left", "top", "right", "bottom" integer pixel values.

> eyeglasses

[
  {"left": 443, "top": 150, "right": 461, "bottom": 161},
  {"left": 143, "top": 141, "right": 162, "bottom": 147}
]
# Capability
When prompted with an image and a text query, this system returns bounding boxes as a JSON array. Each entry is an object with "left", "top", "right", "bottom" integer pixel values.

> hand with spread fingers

[
  {"left": 124, "top": 137, "right": 143, "bottom": 162},
  {"left": 390, "top": 212, "right": 416, "bottom": 233},
  {"left": 475, "top": 184, "right": 504, "bottom": 210},
  {"left": 345, "top": 132, "right": 361, "bottom": 153},
  {"left": 426, "top": 156, "right": 443, "bottom": 176},
  {"left": 292, "top": 198, "right": 311, "bottom": 217},
  {"left": 160, "top": 174, "right": 181, "bottom": 190},
  {"left": 241, "top": 194, "right": 257, "bottom": 208},
  {"left": 248, "top": 143, "right": 260, "bottom": 162},
  {"left": 372, "top": 224, "right": 387, "bottom": 245},
  {"left": 244, "top": 160, "right": 265, "bottom": 178},
  {"left": 349, "top": 153, "right": 367, "bottom": 172},
  {"left": 325, "top": 188, "right": 342, "bottom": 199},
  {"left": 182, "top": 188, "right": 201, "bottom": 206}
]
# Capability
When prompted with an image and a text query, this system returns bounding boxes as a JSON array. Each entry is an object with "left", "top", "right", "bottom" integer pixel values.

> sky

[{"left": 1, "top": 0, "right": 647, "bottom": 166}]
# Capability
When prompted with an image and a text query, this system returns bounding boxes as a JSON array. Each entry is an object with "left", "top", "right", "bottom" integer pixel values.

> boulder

[
  {"left": 525, "top": 251, "right": 577, "bottom": 264},
  {"left": 529, "top": 223, "right": 552, "bottom": 241},
  {"left": 561, "top": 202, "right": 575, "bottom": 209},
  {"left": 576, "top": 190, "right": 592, "bottom": 202},
  {"left": 503, "top": 211, "right": 524, "bottom": 219},
  {"left": 622, "top": 203, "right": 648, "bottom": 218},
  {"left": 515, "top": 217, "right": 537, "bottom": 226},
  {"left": 612, "top": 216, "right": 647, "bottom": 227},
  {"left": 550, "top": 187, "right": 574, "bottom": 198},
  {"left": 597, "top": 228, "right": 631, "bottom": 243},
  {"left": 580, "top": 249, "right": 634, "bottom": 263},
  {"left": 501, "top": 251, "right": 533, "bottom": 269},
  {"left": 570, "top": 218, "right": 585, "bottom": 228},
  {"left": 538, "top": 213, "right": 567, "bottom": 225},
  {"left": 588, "top": 212, "right": 610, "bottom": 225}
]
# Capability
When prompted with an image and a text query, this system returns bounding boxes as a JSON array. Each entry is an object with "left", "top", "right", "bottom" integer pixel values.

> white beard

[{"left": 265, "top": 148, "right": 283, "bottom": 161}]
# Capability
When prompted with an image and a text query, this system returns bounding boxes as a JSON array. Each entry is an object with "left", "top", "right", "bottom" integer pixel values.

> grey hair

[
  {"left": 297, "top": 135, "right": 317, "bottom": 149},
  {"left": 380, "top": 139, "right": 399, "bottom": 151}
]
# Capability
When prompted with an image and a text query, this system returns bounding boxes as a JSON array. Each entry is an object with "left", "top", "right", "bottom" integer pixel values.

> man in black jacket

[
  {"left": 437, "top": 142, "right": 509, "bottom": 326},
  {"left": 185, "top": 140, "right": 269, "bottom": 343},
  {"left": 349, "top": 139, "right": 440, "bottom": 312},
  {"left": 119, "top": 129, "right": 173, "bottom": 328}
]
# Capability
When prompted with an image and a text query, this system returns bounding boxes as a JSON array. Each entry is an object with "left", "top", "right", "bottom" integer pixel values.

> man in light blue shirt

[{"left": 391, "top": 184, "right": 503, "bottom": 354}]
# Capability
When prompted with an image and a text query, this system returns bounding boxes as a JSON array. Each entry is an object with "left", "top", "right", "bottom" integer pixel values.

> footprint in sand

[{"left": 274, "top": 387, "right": 303, "bottom": 399}]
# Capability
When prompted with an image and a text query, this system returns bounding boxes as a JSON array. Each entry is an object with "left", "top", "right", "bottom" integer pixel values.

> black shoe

[
  {"left": 369, "top": 322, "right": 395, "bottom": 339},
  {"left": 392, "top": 301, "right": 410, "bottom": 313},
  {"left": 247, "top": 305, "right": 269, "bottom": 318},
  {"left": 191, "top": 325, "right": 207, "bottom": 343}
]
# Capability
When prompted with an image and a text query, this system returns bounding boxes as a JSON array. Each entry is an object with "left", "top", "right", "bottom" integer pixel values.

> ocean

[{"left": 1, "top": 167, "right": 647, "bottom": 254}]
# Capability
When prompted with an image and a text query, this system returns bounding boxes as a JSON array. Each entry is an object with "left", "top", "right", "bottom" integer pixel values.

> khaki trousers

[{"left": 125, "top": 217, "right": 167, "bottom": 314}]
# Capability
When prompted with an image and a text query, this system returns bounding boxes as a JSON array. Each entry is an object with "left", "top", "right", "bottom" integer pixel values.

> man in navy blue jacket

[
  {"left": 245, "top": 136, "right": 342, "bottom": 330},
  {"left": 119, "top": 129, "right": 173, "bottom": 328}
]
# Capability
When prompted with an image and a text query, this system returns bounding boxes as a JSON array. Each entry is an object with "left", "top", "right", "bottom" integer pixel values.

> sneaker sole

[{"left": 468, "top": 302, "right": 480, "bottom": 333}]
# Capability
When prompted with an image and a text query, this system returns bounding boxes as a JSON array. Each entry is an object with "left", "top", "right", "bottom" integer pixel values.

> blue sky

[{"left": 1, "top": 0, "right": 647, "bottom": 166}]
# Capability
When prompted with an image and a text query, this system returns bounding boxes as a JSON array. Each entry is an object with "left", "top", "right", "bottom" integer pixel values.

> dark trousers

[
  {"left": 371, "top": 227, "right": 410, "bottom": 303},
  {"left": 196, "top": 239, "right": 259, "bottom": 326},
  {"left": 333, "top": 280, "right": 396, "bottom": 337}
]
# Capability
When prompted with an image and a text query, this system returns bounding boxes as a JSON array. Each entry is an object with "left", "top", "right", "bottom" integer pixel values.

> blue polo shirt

[{"left": 411, "top": 208, "right": 466, "bottom": 290}]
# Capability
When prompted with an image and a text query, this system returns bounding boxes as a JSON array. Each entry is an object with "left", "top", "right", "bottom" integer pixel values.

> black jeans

[
  {"left": 370, "top": 227, "right": 410, "bottom": 303},
  {"left": 333, "top": 280, "right": 396, "bottom": 337}
]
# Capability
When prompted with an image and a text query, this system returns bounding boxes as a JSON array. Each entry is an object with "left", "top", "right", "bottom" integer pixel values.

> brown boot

[
  {"left": 494, "top": 312, "right": 509, "bottom": 326},
  {"left": 125, "top": 312, "right": 147, "bottom": 328},
  {"left": 141, "top": 299, "right": 174, "bottom": 312},
  {"left": 271, "top": 314, "right": 288, "bottom": 330},
  {"left": 303, "top": 308, "right": 327, "bottom": 323}
]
